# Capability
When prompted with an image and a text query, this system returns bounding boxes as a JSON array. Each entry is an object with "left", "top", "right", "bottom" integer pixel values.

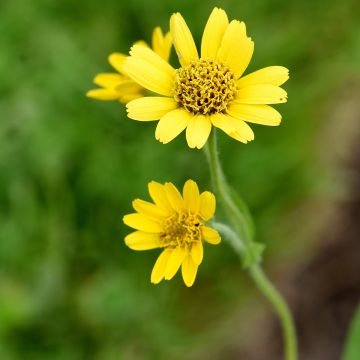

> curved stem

[
  {"left": 249, "top": 265, "right": 298, "bottom": 360},
  {"left": 204, "top": 130, "right": 298, "bottom": 360},
  {"left": 204, "top": 132, "right": 252, "bottom": 244}
]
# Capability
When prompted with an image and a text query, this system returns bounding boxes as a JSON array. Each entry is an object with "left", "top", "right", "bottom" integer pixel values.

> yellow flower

[
  {"left": 123, "top": 180, "right": 221, "bottom": 287},
  {"left": 123, "top": 8, "right": 289, "bottom": 148},
  {"left": 86, "top": 27, "right": 172, "bottom": 104}
]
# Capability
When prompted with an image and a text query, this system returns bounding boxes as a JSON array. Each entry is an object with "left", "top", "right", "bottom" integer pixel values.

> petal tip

[{"left": 150, "top": 277, "right": 162, "bottom": 285}]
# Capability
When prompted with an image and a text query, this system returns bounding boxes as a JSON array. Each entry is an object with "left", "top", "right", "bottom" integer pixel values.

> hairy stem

[{"left": 204, "top": 130, "right": 298, "bottom": 360}]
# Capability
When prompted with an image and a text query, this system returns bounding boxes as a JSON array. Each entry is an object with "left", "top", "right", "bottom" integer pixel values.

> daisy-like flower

[
  {"left": 86, "top": 27, "right": 172, "bottom": 104},
  {"left": 123, "top": 8, "right": 289, "bottom": 148},
  {"left": 123, "top": 180, "right": 221, "bottom": 287}
]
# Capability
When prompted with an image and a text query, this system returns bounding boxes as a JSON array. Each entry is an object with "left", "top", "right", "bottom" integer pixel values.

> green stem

[
  {"left": 204, "top": 130, "right": 298, "bottom": 360},
  {"left": 204, "top": 132, "right": 252, "bottom": 245},
  {"left": 248, "top": 265, "right": 298, "bottom": 360},
  {"left": 211, "top": 221, "right": 244, "bottom": 257}
]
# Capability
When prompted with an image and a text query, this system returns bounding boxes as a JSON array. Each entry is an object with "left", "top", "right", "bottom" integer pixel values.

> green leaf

[
  {"left": 342, "top": 303, "right": 360, "bottom": 360},
  {"left": 243, "top": 242, "right": 265, "bottom": 268},
  {"left": 229, "top": 187, "right": 255, "bottom": 240}
]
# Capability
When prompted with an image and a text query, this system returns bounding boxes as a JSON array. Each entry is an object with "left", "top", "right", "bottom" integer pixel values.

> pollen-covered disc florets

[
  {"left": 174, "top": 58, "right": 237, "bottom": 115},
  {"left": 161, "top": 212, "right": 202, "bottom": 248}
]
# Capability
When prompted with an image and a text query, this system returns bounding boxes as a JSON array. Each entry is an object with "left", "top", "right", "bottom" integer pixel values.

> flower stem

[
  {"left": 203, "top": 132, "right": 253, "bottom": 245},
  {"left": 248, "top": 265, "right": 298, "bottom": 360},
  {"left": 211, "top": 221, "right": 244, "bottom": 257},
  {"left": 204, "top": 130, "right": 298, "bottom": 360}
]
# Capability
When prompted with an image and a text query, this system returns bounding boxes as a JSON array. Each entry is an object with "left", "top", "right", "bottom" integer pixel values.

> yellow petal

[
  {"left": 183, "top": 179, "right": 200, "bottom": 213},
  {"left": 191, "top": 241, "right": 203, "bottom": 265},
  {"left": 123, "top": 213, "right": 163, "bottom": 233},
  {"left": 201, "top": 7, "right": 229, "bottom": 59},
  {"left": 148, "top": 181, "right": 172, "bottom": 210},
  {"left": 211, "top": 113, "right": 254, "bottom": 143},
  {"left": 227, "top": 103, "right": 281, "bottom": 126},
  {"left": 125, "top": 231, "right": 160, "bottom": 250},
  {"left": 181, "top": 254, "right": 198, "bottom": 287},
  {"left": 164, "top": 182, "right": 184, "bottom": 212},
  {"left": 210, "top": 112, "right": 236, "bottom": 134},
  {"left": 133, "top": 40, "right": 149, "bottom": 48},
  {"left": 236, "top": 84, "right": 288, "bottom": 104},
  {"left": 132, "top": 199, "right": 170, "bottom": 220},
  {"left": 217, "top": 20, "right": 254, "bottom": 79},
  {"left": 126, "top": 97, "right": 178, "bottom": 121},
  {"left": 155, "top": 108, "right": 192, "bottom": 144},
  {"left": 164, "top": 247, "right": 186, "bottom": 280},
  {"left": 199, "top": 191, "right": 216, "bottom": 221},
  {"left": 237, "top": 66, "right": 289, "bottom": 88},
  {"left": 170, "top": 12, "right": 199, "bottom": 67},
  {"left": 86, "top": 88, "right": 119, "bottom": 101},
  {"left": 151, "top": 249, "right": 172, "bottom": 284},
  {"left": 115, "top": 80, "right": 143, "bottom": 94},
  {"left": 185, "top": 115, "right": 212, "bottom": 149},
  {"left": 108, "top": 53, "right": 127, "bottom": 74},
  {"left": 152, "top": 27, "right": 172, "bottom": 61},
  {"left": 122, "top": 46, "right": 175, "bottom": 97},
  {"left": 118, "top": 92, "right": 143, "bottom": 104},
  {"left": 201, "top": 226, "right": 221, "bottom": 245},
  {"left": 130, "top": 45, "right": 175, "bottom": 79},
  {"left": 228, "top": 120, "right": 255, "bottom": 143},
  {"left": 152, "top": 27, "right": 164, "bottom": 54},
  {"left": 163, "top": 32, "right": 172, "bottom": 61},
  {"left": 93, "top": 73, "right": 124, "bottom": 88}
]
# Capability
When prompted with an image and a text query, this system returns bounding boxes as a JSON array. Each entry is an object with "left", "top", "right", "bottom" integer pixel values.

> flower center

[
  {"left": 174, "top": 58, "right": 237, "bottom": 115},
  {"left": 161, "top": 212, "right": 202, "bottom": 248}
]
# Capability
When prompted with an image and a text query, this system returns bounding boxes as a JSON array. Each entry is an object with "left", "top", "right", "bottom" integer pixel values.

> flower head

[
  {"left": 87, "top": 27, "right": 172, "bottom": 104},
  {"left": 123, "top": 8, "right": 289, "bottom": 148},
  {"left": 123, "top": 180, "right": 221, "bottom": 287}
]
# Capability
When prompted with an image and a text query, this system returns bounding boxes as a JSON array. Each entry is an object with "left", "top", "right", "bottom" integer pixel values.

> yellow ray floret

[
  {"left": 124, "top": 7, "right": 289, "bottom": 148},
  {"left": 123, "top": 180, "right": 221, "bottom": 287},
  {"left": 87, "top": 27, "right": 172, "bottom": 104}
]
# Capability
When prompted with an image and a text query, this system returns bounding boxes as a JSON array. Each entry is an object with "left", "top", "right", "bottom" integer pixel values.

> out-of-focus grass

[{"left": 0, "top": 0, "right": 359, "bottom": 358}]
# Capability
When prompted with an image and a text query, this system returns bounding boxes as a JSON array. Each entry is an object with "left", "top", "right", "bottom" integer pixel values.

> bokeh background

[{"left": 1, "top": 0, "right": 360, "bottom": 359}]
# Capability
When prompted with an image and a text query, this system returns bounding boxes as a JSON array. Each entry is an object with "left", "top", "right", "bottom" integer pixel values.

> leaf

[
  {"left": 243, "top": 242, "right": 265, "bottom": 268},
  {"left": 229, "top": 186, "right": 255, "bottom": 240},
  {"left": 342, "top": 303, "right": 360, "bottom": 360}
]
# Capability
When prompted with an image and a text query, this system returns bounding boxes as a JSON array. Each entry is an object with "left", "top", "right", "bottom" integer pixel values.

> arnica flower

[
  {"left": 123, "top": 8, "right": 289, "bottom": 148},
  {"left": 86, "top": 27, "right": 171, "bottom": 104},
  {"left": 123, "top": 180, "right": 221, "bottom": 287}
]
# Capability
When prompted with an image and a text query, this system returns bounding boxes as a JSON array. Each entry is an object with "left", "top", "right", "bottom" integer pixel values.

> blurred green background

[{"left": 1, "top": 0, "right": 360, "bottom": 359}]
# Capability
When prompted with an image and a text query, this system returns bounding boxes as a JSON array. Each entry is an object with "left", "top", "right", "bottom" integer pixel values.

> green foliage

[
  {"left": 342, "top": 304, "right": 360, "bottom": 360},
  {"left": 0, "top": 0, "right": 359, "bottom": 358},
  {"left": 243, "top": 242, "right": 265, "bottom": 268}
]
